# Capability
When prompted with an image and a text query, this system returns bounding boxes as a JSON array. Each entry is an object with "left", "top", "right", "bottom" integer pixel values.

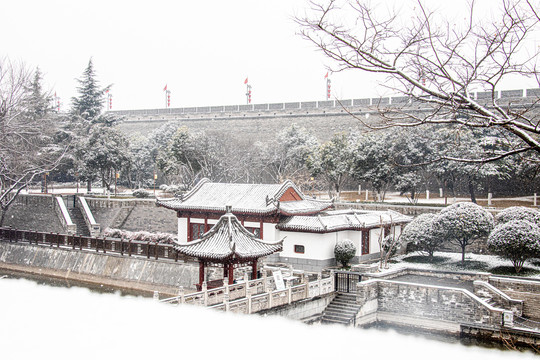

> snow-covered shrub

[
  {"left": 488, "top": 220, "right": 540, "bottom": 273},
  {"left": 132, "top": 189, "right": 150, "bottom": 198},
  {"left": 334, "top": 239, "right": 356, "bottom": 268},
  {"left": 433, "top": 202, "right": 494, "bottom": 262},
  {"left": 495, "top": 206, "right": 540, "bottom": 226},
  {"left": 400, "top": 213, "right": 441, "bottom": 257},
  {"left": 159, "top": 184, "right": 185, "bottom": 196},
  {"left": 104, "top": 228, "right": 177, "bottom": 244},
  {"left": 103, "top": 228, "right": 124, "bottom": 238}
]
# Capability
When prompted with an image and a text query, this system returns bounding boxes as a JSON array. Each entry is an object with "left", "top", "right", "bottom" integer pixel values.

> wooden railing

[
  {"left": 0, "top": 227, "right": 192, "bottom": 263},
  {"left": 161, "top": 272, "right": 335, "bottom": 314}
]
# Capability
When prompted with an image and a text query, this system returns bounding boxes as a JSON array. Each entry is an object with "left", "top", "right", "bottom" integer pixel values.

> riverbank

[{"left": 0, "top": 241, "right": 199, "bottom": 297}]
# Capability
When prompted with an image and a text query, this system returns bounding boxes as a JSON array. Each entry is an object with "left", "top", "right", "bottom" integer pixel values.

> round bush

[
  {"left": 132, "top": 189, "right": 150, "bottom": 198},
  {"left": 433, "top": 202, "right": 494, "bottom": 262},
  {"left": 495, "top": 206, "right": 540, "bottom": 226},
  {"left": 334, "top": 239, "right": 356, "bottom": 268},
  {"left": 400, "top": 213, "right": 440, "bottom": 257},
  {"left": 488, "top": 220, "right": 540, "bottom": 273}
]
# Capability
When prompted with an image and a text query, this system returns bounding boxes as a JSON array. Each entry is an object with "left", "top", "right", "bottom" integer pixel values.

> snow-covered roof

[
  {"left": 157, "top": 178, "right": 331, "bottom": 216},
  {"left": 173, "top": 209, "right": 283, "bottom": 261},
  {"left": 277, "top": 209, "right": 413, "bottom": 233}
]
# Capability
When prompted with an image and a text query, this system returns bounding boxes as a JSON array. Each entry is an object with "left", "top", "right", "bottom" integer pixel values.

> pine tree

[
  {"left": 69, "top": 58, "right": 122, "bottom": 192},
  {"left": 24, "top": 67, "right": 51, "bottom": 120},
  {"left": 70, "top": 58, "right": 116, "bottom": 128}
]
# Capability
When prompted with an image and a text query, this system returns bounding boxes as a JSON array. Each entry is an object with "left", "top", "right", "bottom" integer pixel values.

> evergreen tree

[
  {"left": 69, "top": 58, "right": 122, "bottom": 192},
  {"left": 24, "top": 67, "right": 51, "bottom": 120},
  {"left": 70, "top": 58, "right": 116, "bottom": 128}
]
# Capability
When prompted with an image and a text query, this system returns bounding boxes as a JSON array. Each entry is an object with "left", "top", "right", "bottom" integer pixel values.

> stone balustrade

[{"left": 160, "top": 271, "right": 334, "bottom": 314}]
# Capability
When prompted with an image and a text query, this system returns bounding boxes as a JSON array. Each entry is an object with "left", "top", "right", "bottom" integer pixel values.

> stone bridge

[{"left": 112, "top": 88, "right": 540, "bottom": 142}]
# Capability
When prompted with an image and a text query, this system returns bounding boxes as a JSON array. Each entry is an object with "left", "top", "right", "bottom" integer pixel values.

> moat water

[{"left": 0, "top": 269, "right": 537, "bottom": 359}]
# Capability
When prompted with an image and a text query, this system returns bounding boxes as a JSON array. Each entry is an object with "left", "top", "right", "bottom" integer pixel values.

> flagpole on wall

[
  {"left": 325, "top": 72, "right": 331, "bottom": 100},
  {"left": 244, "top": 77, "right": 251, "bottom": 104},
  {"left": 163, "top": 84, "right": 171, "bottom": 108}
]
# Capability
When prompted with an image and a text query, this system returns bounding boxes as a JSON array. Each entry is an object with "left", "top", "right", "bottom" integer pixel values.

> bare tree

[
  {"left": 0, "top": 58, "right": 64, "bottom": 225},
  {"left": 298, "top": 0, "right": 540, "bottom": 162}
]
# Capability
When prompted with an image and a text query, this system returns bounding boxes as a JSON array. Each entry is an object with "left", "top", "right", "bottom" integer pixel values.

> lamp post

[
  {"left": 115, "top": 172, "right": 120, "bottom": 196},
  {"left": 43, "top": 172, "right": 49, "bottom": 194},
  {"left": 154, "top": 173, "right": 157, "bottom": 195}
]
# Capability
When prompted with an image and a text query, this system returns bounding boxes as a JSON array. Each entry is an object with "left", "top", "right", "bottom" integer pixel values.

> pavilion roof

[
  {"left": 173, "top": 209, "right": 283, "bottom": 262},
  {"left": 276, "top": 209, "right": 412, "bottom": 233},
  {"left": 157, "top": 178, "right": 331, "bottom": 216}
]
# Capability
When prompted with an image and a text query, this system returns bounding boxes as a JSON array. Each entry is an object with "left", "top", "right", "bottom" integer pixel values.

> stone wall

[
  {"left": 259, "top": 292, "right": 336, "bottom": 321},
  {"left": 489, "top": 276, "right": 540, "bottom": 321},
  {"left": 0, "top": 242, "right": 199, "bottom": 295},
  {"left": 355, "top": 279, "right": 505, "bottom": 333},
  {"left": 2, "top": 194, "right": 63, "bottom": 233},
  {"left": 114, "top": 90, "right": 540, "bottom": 143},
  {"left": 85, "top": 197, "right": 178, "bottom": 234}
]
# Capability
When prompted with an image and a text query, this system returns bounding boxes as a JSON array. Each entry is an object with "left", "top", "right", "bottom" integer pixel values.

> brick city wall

[{"left": 113, "top": 89, "right": 540, "bottom": 143}]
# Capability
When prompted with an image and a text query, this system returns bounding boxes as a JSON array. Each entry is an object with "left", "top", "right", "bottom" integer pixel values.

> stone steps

[
  {"left": 321, "top": 293, "right": 361, "bottom": 325},
  {"left": 68, "top": 207, "right": 90, "bottom": 237}
]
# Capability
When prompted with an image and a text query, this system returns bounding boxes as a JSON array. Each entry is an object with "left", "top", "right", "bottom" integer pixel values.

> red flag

[
  {"left": 163, "top": 84, "right": 167, "bottom": 91},
  {"left": 244, "top": 77, "right": 248, "bottom": 84},
  {"left": 324, "top": 72, "right": 328, "bottom": 79}
]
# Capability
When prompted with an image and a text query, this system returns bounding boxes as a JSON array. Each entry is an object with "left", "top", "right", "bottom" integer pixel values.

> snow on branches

[
  {"left": 400, "top": 213, "right": 440, "bottom": 257},
  {"left": 495, "top": 206, "right": 540, "bottom": 226},
  {"left": 334, "top": 239, "right": 356, "bottom": 268},
  {"left": 103, "top": 228, "right": 177, "bottom": 244},
  {"left": 433, "top": 202, "right": 494, "bottom": 262},
  {"left": 488, "top": 220, "right": 540, "bottom": 273}
]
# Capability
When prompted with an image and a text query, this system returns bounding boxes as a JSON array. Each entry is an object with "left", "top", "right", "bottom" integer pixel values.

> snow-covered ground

[
  {"left": 388, "top": 251, "right": 540, "bottom": 278},
  {"left": 0, "top": 277, "right": 536, "bottom": 360}
]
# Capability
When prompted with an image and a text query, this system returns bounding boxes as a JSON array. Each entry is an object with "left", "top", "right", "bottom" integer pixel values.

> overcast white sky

[{"left": 1, "top": 0, "right": 538, "bottom": 110}]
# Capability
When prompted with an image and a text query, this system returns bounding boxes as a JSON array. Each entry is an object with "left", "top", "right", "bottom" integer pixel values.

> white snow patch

[{"left": 0, "top": 277, "right": 537, "bottom": 359}]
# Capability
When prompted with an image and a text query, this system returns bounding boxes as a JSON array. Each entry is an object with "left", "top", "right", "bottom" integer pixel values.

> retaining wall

[
  {"left": 0, "top": 242, "right": 199, "bottom": 295},
  {"left": 355, "top": 279, "right": 505, "bottom": 333},
  {"left": 489, "top": 276, "right": 540, "bottom": 321},
  {"left": 86, "top": 198, "right": 177, "bottom": 234},
  {"left": 2, "top": 194, "right": 63, "bottom": 233}
]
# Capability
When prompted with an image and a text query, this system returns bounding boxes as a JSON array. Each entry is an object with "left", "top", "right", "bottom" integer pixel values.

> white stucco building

[{"left": 157, "top": 178, "right": 411, "bottom": 271}]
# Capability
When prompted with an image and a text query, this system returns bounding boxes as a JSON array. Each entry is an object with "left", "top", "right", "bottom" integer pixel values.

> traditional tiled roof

[
  {"left": 173, "top": 209, "right": 283, "bottom": 261},
  {"left": 156, "top": 178, "right": 331, "bottom": 216},
  {"left": 276, "top": 209, "right": 413, "bottom": 233}
]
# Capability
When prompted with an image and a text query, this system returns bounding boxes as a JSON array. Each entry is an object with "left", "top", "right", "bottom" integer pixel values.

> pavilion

[{"left": 173, "top": 206, "right": 283, "bottom": 289}]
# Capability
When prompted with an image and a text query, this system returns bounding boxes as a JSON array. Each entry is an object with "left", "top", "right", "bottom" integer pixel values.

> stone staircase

[
  {"left": 321, "top": 293, "right": 361, "bottom": 325},
  {"left": 67, "top": 206, "right": 90, "bottom": 237}
]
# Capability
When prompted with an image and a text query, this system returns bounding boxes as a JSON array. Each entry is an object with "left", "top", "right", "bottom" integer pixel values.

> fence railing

[
  {"left": 161, "top": 272, "right": 334, "bottom": 314},
  {"left": 0, "top": 227, "right": 191, "bottom": 263}
]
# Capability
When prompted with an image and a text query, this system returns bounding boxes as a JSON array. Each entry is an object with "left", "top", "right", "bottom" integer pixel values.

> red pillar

[
  {"left": 187, "top": 214, "right": 192, "bottom": 242},
  {"left": 252, "top": 259, "right": 258, "bottom": 280},
  {"left": 228, "top": 263, "right": 234, "bottom": 285},
  {"left": 199, "top": 261, "right": 205, "bottom": 286}
]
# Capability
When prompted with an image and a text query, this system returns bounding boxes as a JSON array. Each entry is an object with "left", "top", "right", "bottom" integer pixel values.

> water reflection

[{"left": 0, "top": 269, "right": 153, "bottom": 298}]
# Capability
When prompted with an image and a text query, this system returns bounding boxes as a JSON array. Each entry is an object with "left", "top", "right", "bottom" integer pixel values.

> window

[
  {"left": 361, "top": 230, "right": 369, "bottom": 255},
  {"left": 245, "top": 227, "right": 261, "bottom": 238},
  {"left": 294, "top": 245, "right": 305, "bottom": 254},
  {"left": 191, "top": 223, "right": 205, "bottom": 241}
]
